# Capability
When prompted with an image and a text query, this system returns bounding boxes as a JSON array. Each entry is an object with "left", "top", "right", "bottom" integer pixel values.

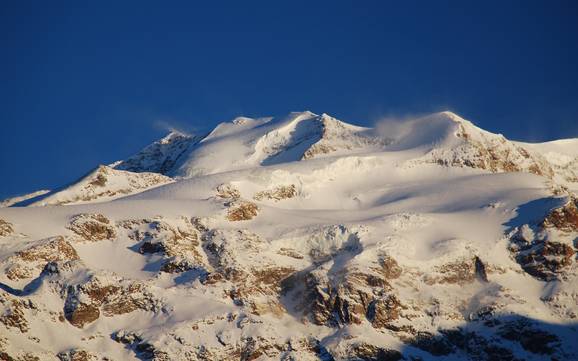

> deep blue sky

[{"left": 1, "top": 1, "right": 578, "bottom": 199}]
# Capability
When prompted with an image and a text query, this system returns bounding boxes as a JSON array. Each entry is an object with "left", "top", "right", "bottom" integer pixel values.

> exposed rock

[
  {"left": 517, "top": 241, "right": 575, "bottom": 281},
  {"left": 499, "top": 319, "right": 560, "bottom": 355},
  {"left": 366, "top": 295, "right": 402, "bottom": 328},
  {"left": 0, "top": 294, "right": 32, "bottom": 333},
  {"left": 67, "top": 213, "right": 116, "bottom": 241},
  {"left": 253, "top": 184, "right": 297, "bottom": 201},
  {"left": 542, "top": 197, "right": 578, "bottom": 232},
  {"left": 226, "top": 202, "right": 259, "bottom": 221},
  {"left": 112, "top": 130, "right": 198, "bottom": 174},
  {"left": 426, "top": 122, "right": 554, "bottom": 178},
  {"left": 63, "top": 275, "right": 164, "bottom": 328},
  {"left": 57, "top": 348, "right": 100, "bottom": 361},
  {"left": 0, "top": 219, "right": 13, "bottom": 237},
  {"left": 160, "top": 257, "right": 199, "bottom": 273},
  {"left": 347, "top": 343, "right": 402, "bottom": 361},
  {"left": 31, "top": 165, "right": 173, "bottom": 206},
  {"left": 3, "top": 236, "right": 79, "bottom": 280},
  {"left": 424, "top": 256, "right": 489, "bottom": 285},
  {"left": 377, "top": 254, "right": 402, "bottom": 280},
  {"left": 216, "top": 183, "right": 241, "bottom": 200},
  {"left": 277, "top": 247, "right": 304, "bottom": 259},
  {"left": 123, "top": 217, "right": 205, "bottom": 273},
  {"left": 300, "top": 114, "right": 387, "bottom": 160},
  {"left": 64, "top": 301, "right": 100, "bottom": 329},
  {"left": 283, "top": 262, "right": 401, "bottom": 328}
]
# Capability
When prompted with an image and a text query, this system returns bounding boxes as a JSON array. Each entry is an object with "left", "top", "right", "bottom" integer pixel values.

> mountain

[{"left": 1, "top": 111, "right": 578, "bottom": 361}]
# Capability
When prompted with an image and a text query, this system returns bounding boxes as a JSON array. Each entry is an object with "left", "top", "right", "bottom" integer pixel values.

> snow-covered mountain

[{"left": 1, "top": 111, "right": 578, "bottom": 360}]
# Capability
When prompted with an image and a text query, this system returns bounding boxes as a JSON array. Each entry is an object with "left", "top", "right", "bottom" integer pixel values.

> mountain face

[{"left": 1, "top": 111, "right": 578, "bottom": 361}]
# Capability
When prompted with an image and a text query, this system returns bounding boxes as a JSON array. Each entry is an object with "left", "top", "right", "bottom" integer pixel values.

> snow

[{"left": 1, "top": 110, "right": 578, "bottom": 360}]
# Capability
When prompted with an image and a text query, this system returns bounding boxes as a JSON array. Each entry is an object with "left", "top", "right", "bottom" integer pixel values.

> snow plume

[
  {"left": 153, "top": 118, "right": 195, "bottom": 136},
  {"left": 373, "top": 113, "right": 426, "bottom": 141}
]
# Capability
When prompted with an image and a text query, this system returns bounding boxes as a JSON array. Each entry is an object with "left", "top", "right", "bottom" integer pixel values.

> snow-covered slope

[
  {"left": 111, "top": 131, "right": 200, "bottom": 174},
  {"left": 1, "top": 111, "right": 578, "bottom": 361},
  {"left": 168, "top": 111, "right": 389, "bottom": 178},
  {"left": 24, "top": 165, "right": 173, "bottom": 206}
]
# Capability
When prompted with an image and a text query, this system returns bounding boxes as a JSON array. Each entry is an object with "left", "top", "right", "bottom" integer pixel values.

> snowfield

[{"left": 1, "top": 111, "right": 578, "bottom": 360}]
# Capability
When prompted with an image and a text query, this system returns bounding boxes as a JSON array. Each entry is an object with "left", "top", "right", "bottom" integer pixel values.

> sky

[{"left": 1, "top": 1, "right": 578, "bottom": 199}]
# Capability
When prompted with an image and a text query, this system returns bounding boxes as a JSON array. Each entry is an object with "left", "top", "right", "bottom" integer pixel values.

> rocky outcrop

[
  {"left": 121, "top": 217, "right": 206, "bottom": 273},
  {"left": 63, "top": 275, "right": 164, "bottom": 328},
  {"left": 2, "top": 236, "right": 79, "bottom": 280},
  {"left": 57, "top": 348, "right": 101, "bottom": 361},
  {"left": 425, "top": 257, "right": 489, "bottom": 285},
  {"left": 226, "top": 201, "right": 259, "bottom": 221},
  {"left": 202, "top": 229, "right": 294, "bottom": 316},
  {"left": 216, "top": 183, "right": 241, "bottom": 200},
  {"left": 424, "top": 120, "right": 555, "bottom": 179},
  {"left": 510, "top": 198, "right": 578, "bottom": 281},
  {"left": 283, "top": 257, "right": 402, "bottom": 328},
  {"left": 67, "top": 213, "right": 116, "bottom": 242},
  {"left": 514, "top": 240, "right": 575, "bottom": 281},
  {"left": 253, "top": 184, "right": 296, "bottom": 202},
  {"left": 0, "top": 294, "right": 33, "bottom": 333},
  {"left": 542, "top": 196, "right": 578, "bottom": 232},
  {"left": 0, "top": 219, "right": 13, "bottom": 237},
  {"left": 30, "top": 165, "right": 173, "bottom": 206},
  {"left": 112, "top": 131, "right": 198, "bottom": 175}
]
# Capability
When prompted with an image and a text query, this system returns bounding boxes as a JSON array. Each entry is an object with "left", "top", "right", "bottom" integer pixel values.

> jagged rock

[
  {"left": 57, "top": 349, "right": 101, "bottom": 361},
  {"left": 425, "top": 257, "right": 489, "bottom": 285},
  {"left": 366, "top": 295, "right": 402, "bottom": 328},
  {"left": 226, "top": 201, "right": 259, "bottom": 221},
  {"left": 67, "top": 213, "right": 116, "bottom": 241},
  {"left": 0, "top": 294, "right": 32, "bottom": 333},
  {"left": 253, "top": 185, "right": 297, "bottom": 201},
  {"left": 31, "top": 165, "right": 173, "bottom": 206},
  {"left": 518, "top": 241, "right": 575, "bottom": 281},
  {"left": 160, "top": 257, "right": 199, "bottom": 273},
  {"left": 63, "top": 275, "right": 164, "bottom": 328},
  {"left": 123, "top": 217, "right": 206, "bottom": 273},
  {"left": 510, "top": 205, "right": 577, "bottom": 281},
  {"left": 112, "top": 131, "right": 198, "bottom": 174},
  {"left": 0, "top": 219, "right": 13, "bottom": 237},
  {"left": 63, "top": 301, "right": 100, "bottom": 329},
  {"left": 2, "top": 236, "right": 79, "bottom": 280},
  {"left": 425, "top": 120, "right": 554, "bottom": 178},
  {"left": 277, "top": 247, "right": 304, "bottom": 259},
  {"left": 542, "top": 197, "right": 578, "bottom": 232},
  {"left": 283, "top": 262, "right": 400, "bottom": 327},
  {"left": 216, "top": 183, "right": 241, "bottom": 200},
  {"left": 499, "top": 319, "right": 560, "bottom": 355},
  {"left": 347, "top": 343, "right": 402, "bottom": 361},
  {"left": 377, "top": 254, "right": 402, "bottom": 280}
]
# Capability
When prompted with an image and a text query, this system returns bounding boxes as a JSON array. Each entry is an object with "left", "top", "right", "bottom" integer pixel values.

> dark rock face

[
  {"left": 498, "top": 320, "right": 560, "bottom": 355},
  {"left": 282, "top": 259, "right": 402, "bottom": 328},
  {"left": 509, "top": 197, "right": 578, "bottom": 281},
  {"left": 517, "top": 241, "right": 575, "bottom": 281},
  {"left": 543, "top": 197, "right": 578, "bottom": 232},
  {"left": 347, "top": 343, "right": 403, "bottom": 361},
  {"left": 63, "top": 276, "right": 162, "bottom": 328}
]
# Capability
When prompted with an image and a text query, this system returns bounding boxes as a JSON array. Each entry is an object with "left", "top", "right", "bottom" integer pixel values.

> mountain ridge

[{"left": 1, "top": 110, "right": 578, "bottom": 360}]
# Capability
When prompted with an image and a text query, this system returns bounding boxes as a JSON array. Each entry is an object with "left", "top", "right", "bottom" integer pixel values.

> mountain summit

[{"left": 1, "top": 111, "right": 578, "bottom": 360}]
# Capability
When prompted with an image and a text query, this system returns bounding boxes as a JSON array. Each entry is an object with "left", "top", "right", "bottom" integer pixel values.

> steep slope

[
  {"left": 172, "top": 111, "right": 389, "bottom": 178},
  {"left": 387, "top": 112, "right": 555, "bottom": 177},
  {"left": 1, "top": 110, "right": 578, "bottom": 361},
  {"left": 25, "top": 165, "right": 173, "bottom": 206},
  {"left": 0, "top": 190, "right": 51, "bottom": 208},
  {"left": 111, "top": 131, "right": 200, "bottom": 174}
]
